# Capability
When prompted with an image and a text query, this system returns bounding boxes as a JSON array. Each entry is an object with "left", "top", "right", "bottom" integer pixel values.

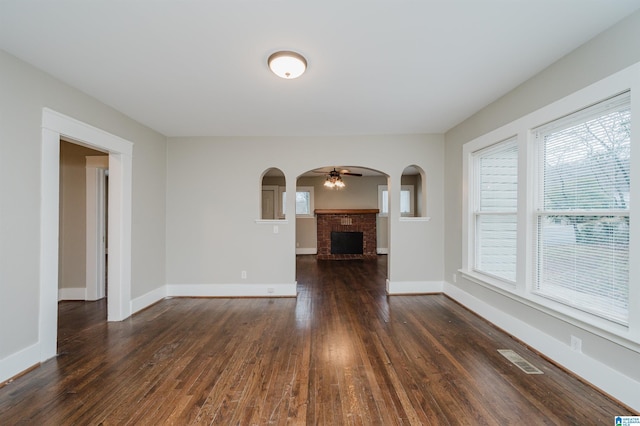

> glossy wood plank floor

[{"left": 0, "top": 256, "right": 635, "bottom": 425}]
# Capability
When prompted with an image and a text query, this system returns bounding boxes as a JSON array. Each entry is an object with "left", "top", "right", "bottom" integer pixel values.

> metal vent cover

[{"left": 498, "top": 349, "right": 544, "bottom": 375}]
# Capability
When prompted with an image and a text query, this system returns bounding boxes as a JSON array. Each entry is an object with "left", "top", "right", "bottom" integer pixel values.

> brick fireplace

[{"left": 315, "top": 209, "right": 379, "bottom": 260}]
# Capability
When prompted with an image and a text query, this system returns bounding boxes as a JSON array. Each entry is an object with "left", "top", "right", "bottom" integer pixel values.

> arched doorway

[{"left": 293, "top": 165, "right": 390, "bottom": 281}]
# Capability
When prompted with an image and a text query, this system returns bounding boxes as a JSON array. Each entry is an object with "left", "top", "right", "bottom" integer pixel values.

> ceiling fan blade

[{"left": 309, "top": 168, "right": 362, "bottom": 177}]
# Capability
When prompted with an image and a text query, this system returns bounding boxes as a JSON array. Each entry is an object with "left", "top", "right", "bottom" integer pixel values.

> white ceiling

[{"left": 1, "top": 1, "right": 639, "bottom": 137}]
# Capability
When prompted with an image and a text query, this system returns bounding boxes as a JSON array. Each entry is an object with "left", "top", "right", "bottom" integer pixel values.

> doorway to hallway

[
  {"left": 40, "top": 108, "right": 133, "bottom": 363},
  {"left": 58, "top": 140, "right": 109, "bottom": 304}
]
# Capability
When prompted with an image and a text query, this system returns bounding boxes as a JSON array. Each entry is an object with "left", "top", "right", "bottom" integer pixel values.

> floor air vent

[{"left": 497, "top": 349, "right": 544, "bottom": 375}]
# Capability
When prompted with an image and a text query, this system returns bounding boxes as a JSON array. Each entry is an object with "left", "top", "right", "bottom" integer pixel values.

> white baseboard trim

[
  {"left": 443, "top": 282, "right": 640, "bottom": 412},
  {"left": 131, "top": 282, "right": 298, "bottom": 315},
  {"left": 377, "top": 248, "right": 389, "bottom": 255},
  {"left": 58, "top": 287, "right": 86, "bottom": 301},
  {"left": 296, "top": 248, "right": 317, "bottom": 255},
  {"left": 386, "top": 280, "right": 443, "bottom": 294},
  {"left": 0, "top": 342, "right": 40, "bottom": 384},
  {"left": 131, "top": 286, "right": 168, "bottom": 315},
  {"left": 166, "top": 283, "right": 297, "bottom": 298}
]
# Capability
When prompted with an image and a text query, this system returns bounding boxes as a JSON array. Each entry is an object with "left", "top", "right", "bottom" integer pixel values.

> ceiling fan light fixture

[
  {"left": 324, "top": 172, "right": 345, "bottom": 189},
  {"left": 268, "top": 51, "right": 307, "bottom": 79}
]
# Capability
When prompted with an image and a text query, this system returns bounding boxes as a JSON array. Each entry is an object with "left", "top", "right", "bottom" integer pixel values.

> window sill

[
  {"left": 460, "top": 269, "right": 515, "bottom": 291},
  {"left": 255, "top": 219, "right": 289, "bottom": 225},
  {"left": 457, "top": 269, "right": 639, "bottom": 352},
  {"left": 399, "top": 216, "right": 431, "bottom": 222}
]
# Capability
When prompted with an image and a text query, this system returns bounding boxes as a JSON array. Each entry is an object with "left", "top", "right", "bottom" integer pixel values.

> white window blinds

[
  {"left": 474, "top": 138, "right": 518, "bottom": 282},
  {"left": 535, "top": 92, "right": 630, "bottom": 324}
]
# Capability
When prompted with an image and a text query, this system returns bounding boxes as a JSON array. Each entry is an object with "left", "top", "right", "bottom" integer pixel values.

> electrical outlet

[
  {"left": 452, "top": 273, "right": 457, "bottom": 283},
  {"left": 273, "top": 225, "right": 279, "bottom": 234},
  {"left": 241, "top": 270, "right": 247, "bottom": 279},
  {"left": 267, "top": 288, "right": 275, "bottom": 294},
  {"left": 570, "top": 335, "right": 582, "bottom": 353}
]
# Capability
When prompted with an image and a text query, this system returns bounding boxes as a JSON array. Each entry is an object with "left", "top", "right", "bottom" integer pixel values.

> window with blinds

[
  {"left": 535, "top": 92, "right": 630, "bottom": 324},
  {"left": 474, "top": 138, "right": 518, "bottom": 282}
]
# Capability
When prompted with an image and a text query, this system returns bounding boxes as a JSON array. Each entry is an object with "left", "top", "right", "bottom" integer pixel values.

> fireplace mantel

[{"left": 314, "top": 209, "right": 379, "bottom": 215}]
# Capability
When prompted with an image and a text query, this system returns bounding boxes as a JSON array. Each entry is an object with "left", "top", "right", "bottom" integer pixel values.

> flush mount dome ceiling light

[{"left": 268, "top": 51, "right": 307, "bottom": 79}]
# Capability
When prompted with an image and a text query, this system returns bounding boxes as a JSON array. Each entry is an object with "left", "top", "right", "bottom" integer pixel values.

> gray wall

[
  {"left": 166, "top": 135, "right": 444, "bottom": 287},
  {"left": 0, "top": 50, "right": 167, "bottom": 376},
  {"left": 444, "top": 10, "right": 640, "bottom": 409}
]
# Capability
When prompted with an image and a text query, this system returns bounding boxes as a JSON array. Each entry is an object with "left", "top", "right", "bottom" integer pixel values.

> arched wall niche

[
  {"left": 401, "top": 164, "right": 427, "bottom": 217},
  {"left": 260, "top": 167, "right": 285, "bottom": 220}
]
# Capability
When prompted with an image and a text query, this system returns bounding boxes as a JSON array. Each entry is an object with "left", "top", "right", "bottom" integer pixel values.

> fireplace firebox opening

[{"left": 331, "top": 231, "right": 364, "bottom": 255}]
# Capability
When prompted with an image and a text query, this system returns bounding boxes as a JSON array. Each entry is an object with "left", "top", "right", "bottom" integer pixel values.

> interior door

[{"left": 262, "top": 187, "right": 277, "bottom": 219}]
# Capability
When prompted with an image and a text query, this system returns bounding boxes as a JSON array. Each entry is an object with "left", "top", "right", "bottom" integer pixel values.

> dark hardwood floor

[{"left": 0, "top": 255, "right": 635, "bottom": 424}]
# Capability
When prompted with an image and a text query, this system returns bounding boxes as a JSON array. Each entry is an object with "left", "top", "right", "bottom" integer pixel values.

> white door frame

[{"left": 40, "top": 108, "right": 133, "bottom": 362}]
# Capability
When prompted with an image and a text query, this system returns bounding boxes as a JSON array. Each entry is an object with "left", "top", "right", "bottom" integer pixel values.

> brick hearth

[{"left": 315, "top": 209, "right": 379, "bottom": 260}]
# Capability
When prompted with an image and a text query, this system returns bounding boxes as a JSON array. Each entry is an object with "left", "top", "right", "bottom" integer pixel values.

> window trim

[{"left": 460, "top": 61, "right": 640, "bottom": 350}]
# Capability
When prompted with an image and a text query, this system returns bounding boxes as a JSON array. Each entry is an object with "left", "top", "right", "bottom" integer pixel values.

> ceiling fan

[
  {"left": 313, "top": 167, "right": 363, "bottom": 178},
  {"left": 314, "top": 168, "right": 362, "bottom": 188}
]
